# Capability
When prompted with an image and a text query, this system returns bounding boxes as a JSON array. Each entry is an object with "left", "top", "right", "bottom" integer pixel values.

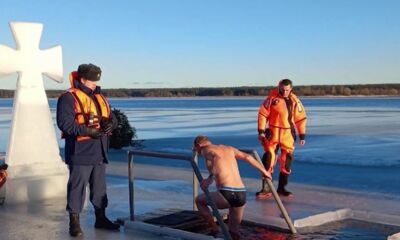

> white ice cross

[
  {"left": 0, "top": 22, "right": 68, "bottom": 203},
  {"left": 0, "top": 22, "right": 63, "bottom": 87},
  {"left": 0, "top": 21, "right": 64, "bottom": 167}
]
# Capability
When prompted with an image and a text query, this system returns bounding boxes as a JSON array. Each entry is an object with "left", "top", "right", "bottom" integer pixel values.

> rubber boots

[
  {"left": 69, "top": 213, "right": 83, "bottom": 237},
  {"left": 255, "top": 178, "right": 272, "bottom": 199},
  {"left": 277, "top": 172, "right": 293, "bottom": 197},
  {"left": 94, "top": 209, "right": 120, "bottom": 230},
  {"left": 256, "top": 152, "right": 273, "bottom": 199}
]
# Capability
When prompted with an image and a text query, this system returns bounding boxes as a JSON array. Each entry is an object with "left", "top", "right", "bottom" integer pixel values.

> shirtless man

[{"left": 193, "top": 135, "right": 271, "bottom": 239}]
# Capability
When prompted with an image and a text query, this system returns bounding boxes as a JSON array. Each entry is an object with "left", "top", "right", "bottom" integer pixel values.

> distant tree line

[{"left": 0, "top": 84, "right": 399, "bottom": 98}]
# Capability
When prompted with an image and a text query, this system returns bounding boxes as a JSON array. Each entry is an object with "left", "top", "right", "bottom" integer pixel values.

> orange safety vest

[
  {"left": 65, "top": 71, "right": 111, "bottom": 141},
  {"left": 258, "top": 88, "right": 306, "bottom": 137}
]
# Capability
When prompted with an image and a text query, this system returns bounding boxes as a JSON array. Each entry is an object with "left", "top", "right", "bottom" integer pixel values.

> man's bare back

[
  {"left": 201, "top": 144, "right": 245, "bottom": 189},
  {"left": 193, "top": 135, "right": 271, "bottom": 240}
]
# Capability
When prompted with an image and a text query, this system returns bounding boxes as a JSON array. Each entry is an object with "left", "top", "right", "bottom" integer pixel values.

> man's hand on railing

[
  {"left": 200, "top": 176, "right": 213, "bottom": 191},
  {"left": 263, "top": 170, "right": 272, "bottom": 180}
]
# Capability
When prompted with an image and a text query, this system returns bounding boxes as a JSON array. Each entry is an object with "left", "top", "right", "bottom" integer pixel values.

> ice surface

[{"left": 0, "top": 97, "right": 399, "bottom": 196}]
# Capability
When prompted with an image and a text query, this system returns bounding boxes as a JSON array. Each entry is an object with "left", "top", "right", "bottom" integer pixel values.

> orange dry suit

[
  {"left": 63, "top": 71, "right": 111, "bottom": 142},
  {"left": 257, "top": 88, "right": 306, "bottom": 174}
]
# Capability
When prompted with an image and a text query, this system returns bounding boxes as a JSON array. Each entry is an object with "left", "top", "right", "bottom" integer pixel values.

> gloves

[
  {"left": 85, "top": 127, "right": 102, "bottom": 139},
  {"left": 264, "top": 128, "right": 272, "bottom": 140},
  {"left": 258, "top": 133, "right": 266, "bottom": 143},
  {"left": 101, "top": 117, "right": 114, "bottom": 135},
  {"left": 258, "top": 129, "right": 272, "bottom": 144}
]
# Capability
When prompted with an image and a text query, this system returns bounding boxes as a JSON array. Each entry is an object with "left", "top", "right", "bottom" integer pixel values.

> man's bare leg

[
  {"left": 195, "top": 191, "right": 230, "bottom": 234},
  {"left": 228, "top": 206, "right": 245, "bottom": 240}
]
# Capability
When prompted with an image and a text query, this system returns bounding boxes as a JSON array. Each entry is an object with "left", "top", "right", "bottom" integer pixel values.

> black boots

[
  {"left": 69, "top": 213, "right": 83, "bottom": 237},
  {"left": 94, "top": 209, "right": 120, "bottom": 230},
  {"left": 256, "top": 172, "right": 293, "bottom": 199},
  {"left": 277, "top": 173, "right": 293, "bottom": 197},
  {"left": 255, "top": 178, "right": 272, "bottom": 199},
  {"left": 256, "top": 152, "right": 274, "bottom": 199},
  {"left": 69, "top": 209, "right": 119, "bottom": 237}
]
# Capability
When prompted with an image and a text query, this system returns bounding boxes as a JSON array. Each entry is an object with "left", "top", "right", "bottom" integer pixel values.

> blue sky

[{"left": 0, "top": 0, "right": 399, "bottom": 89}]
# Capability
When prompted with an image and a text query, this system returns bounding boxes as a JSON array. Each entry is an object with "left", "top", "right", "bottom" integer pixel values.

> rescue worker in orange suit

[
  {"left": 57, "top": 64, "right": 120, "bottom": 237},
  {"left": 256, "top": 79, "right": 307, "bottom": 199}
]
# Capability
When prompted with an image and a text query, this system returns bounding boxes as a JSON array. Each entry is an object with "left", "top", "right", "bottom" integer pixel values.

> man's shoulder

[
  {"left": 59, "top": 90, "right": 74, "bottom": 97},
  {"left": 265, "top": 89, "right": 279, "bottom": 98},
  {"left": 214, "top": 144, "right": 231, "bottom": 148},
  {"left": 204, "top": 144, "right": 231, "bottom": 155},
  {"left": 289, "top": 92, "right": 303, "bottom": 102},
  {"left": 57, "top": 90, "right": 75, "bottom": 103},
  {"left": 217, "top": 144, "right": 238, "bottom": 154}
]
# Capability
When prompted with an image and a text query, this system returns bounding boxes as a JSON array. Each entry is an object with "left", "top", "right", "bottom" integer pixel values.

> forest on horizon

[{"left": 0, "top": 83, "right": 399, "bottom": 98}]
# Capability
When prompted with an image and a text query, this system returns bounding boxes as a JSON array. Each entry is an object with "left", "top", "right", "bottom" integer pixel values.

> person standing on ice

[
  {"left": 256, "top": 79, "right": 307, "bottom": 199},
  {"left": 57, "top": 63, "right": 120, "bottom": 237}
]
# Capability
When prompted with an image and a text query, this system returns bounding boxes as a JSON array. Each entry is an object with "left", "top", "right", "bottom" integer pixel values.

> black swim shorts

[{"left": 219, "top": 186, "right": 247, "bottom": 208}]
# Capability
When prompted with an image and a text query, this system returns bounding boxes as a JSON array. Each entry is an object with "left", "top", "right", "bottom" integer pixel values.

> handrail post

[
  {"left": 251, "top": 150, "right": 297, "bottom": 234},
  {"left": 193, "top": 152, "right": 198, "bottom": 211},
  {"left": 191, "top": 151, "right": 232, "bottom": 240},
  {"left": 128, "top": 152, "right": 135, "bottom": 221}
]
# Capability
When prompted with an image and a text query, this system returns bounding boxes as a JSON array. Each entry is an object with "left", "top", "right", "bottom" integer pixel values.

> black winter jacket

[{"left": 57, "top": 80, "right": 115, "bottom": 165}]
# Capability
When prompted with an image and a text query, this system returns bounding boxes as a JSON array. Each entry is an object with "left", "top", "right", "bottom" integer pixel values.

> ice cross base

[{"left": 0, "top": 22, "right": 68, "bottom": 204}]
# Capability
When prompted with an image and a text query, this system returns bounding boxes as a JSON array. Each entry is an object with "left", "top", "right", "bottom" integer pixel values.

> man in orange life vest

[
  {"left": 256, "top": 79, "right": 307, "bottom": 199},
  {"left": 57, "top": 64, "right": 119, "bottom": 237}
]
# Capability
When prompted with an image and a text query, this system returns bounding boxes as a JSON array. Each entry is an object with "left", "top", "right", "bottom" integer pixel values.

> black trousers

[{"left": 66, "top": 163, "right": 108, "bottom": 213}]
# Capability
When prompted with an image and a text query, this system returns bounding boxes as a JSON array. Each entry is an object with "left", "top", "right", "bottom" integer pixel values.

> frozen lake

[{"left": 0, "top": 97, "right": 399, "bottom": 196}]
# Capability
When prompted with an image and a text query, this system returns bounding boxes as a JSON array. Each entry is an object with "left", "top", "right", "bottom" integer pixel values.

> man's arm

[
  {"left": 200, "top": 173, "right": 214, "bottom": 191},
  {"left": 258, "top": 97, "right": 271, "bottom": 143},
  {"left": 292, "top": 97, "right": 307, "bottom": 145},
  {"left": 233, "top": 148, "right": 271, "bottom": 179},
  {"left": 258, "top": 98, "right": 270, "bottom": 133},
  {"left": 200, "top": 158, "right": 214, "bottom": 191},
  {"left": 57, "top": 93, "right": 87, "bottom": 136}
]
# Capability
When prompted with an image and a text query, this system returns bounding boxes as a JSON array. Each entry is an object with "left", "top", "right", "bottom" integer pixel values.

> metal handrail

[
  {"left": 127, "top": 148, "right": 297, "bottom": 238},
  {"left": 127, "top": 149, "right": 232, "bottom": 240},
  {"left": 127, "top": 150, "right": 192, "bottom": 221},
  {"left": 240, "top": 149, "right": 297, "bottom": 234}
]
